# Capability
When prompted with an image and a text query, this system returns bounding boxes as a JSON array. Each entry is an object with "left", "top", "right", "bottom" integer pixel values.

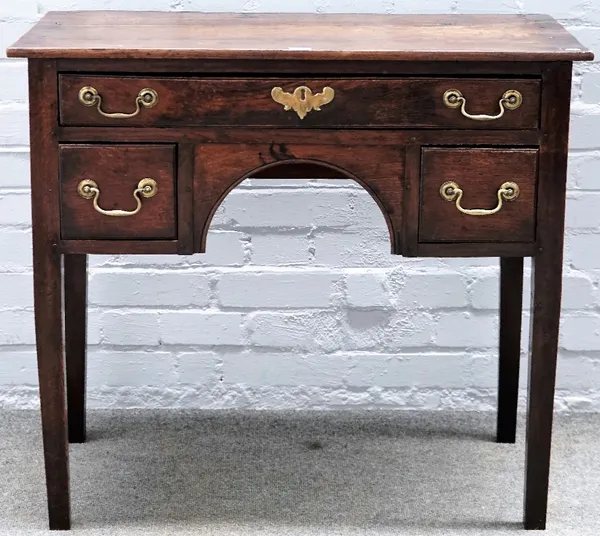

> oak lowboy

[{"left": 7, "top": 10, "right": 593, "bottom": 531}]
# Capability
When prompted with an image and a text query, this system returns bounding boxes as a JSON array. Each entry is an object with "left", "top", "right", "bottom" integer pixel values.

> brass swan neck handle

[
  {"left": 77, "top": 178, "right": 158, "bottom": 217},
  {"left": 443, "top": 89, "right": 523, "bottom": 121},
  {"left": 440, "top": 181, "right": 520, "bottom": 216},
  {"left": 78, "top": 86, "right": 158, "bottom": 119}
]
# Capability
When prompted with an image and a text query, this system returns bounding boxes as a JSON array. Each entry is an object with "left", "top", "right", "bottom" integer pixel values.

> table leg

[
  {"left": 34, "top": 244, "right": 70, "bottom": 530},
  {"left": 29, "top": 59, "right": 70, "bottom": 530},
  {"left": 524, "top": 250, "right": 562, "bottom": 530},
  {"left": 523, "top": 61, "right": 571, "bottom": 531},
  {"left": 497, "top": 257, "right": 523, "bottom": 443},
  {"left": 64, "top": 254, "right": 88, "bottom": 444}
]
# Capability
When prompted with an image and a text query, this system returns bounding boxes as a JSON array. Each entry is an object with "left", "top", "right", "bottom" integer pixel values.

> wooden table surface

[{"left": 7, "top": 11, "right": 593, "bottom": 61}]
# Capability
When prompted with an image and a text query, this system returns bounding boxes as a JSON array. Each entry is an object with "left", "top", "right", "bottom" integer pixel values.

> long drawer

[{"left": 59, "top": 75, "right": 541, "bottom": 129}]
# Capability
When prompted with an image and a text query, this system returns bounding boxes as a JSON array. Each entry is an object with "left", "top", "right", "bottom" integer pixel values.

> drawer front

[
  {"left": 59, "top": 75, "right": 541, "bottom": 129},
  {"left": 60, "top": 144, "right": 177, "bottom": 240},
  {"left": 419, "top": 148, "right": 538, "bottom": 243}
]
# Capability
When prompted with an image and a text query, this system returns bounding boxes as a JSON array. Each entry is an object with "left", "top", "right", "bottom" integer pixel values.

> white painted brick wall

[{"left": 1, "top": 0, "right": 600, "bottom": 412}]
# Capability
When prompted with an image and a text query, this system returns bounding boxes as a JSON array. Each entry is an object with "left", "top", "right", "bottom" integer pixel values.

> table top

[{"left": 7, "top": 11, "right": 593, "bottom": 62}]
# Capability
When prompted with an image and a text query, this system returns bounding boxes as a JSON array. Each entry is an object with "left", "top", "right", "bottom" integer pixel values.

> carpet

[{"left": 1, "top": 410, "right": 598, "bottom": 535}]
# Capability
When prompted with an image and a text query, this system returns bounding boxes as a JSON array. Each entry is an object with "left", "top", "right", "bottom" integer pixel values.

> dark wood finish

[
  {"left": 59, "top": 144, "right": 177, "bottom": 240},
  {"left": 193, "top": 143, "right": 404, "bottom": 254},
  {"left": 59, "top": 75, "right": 541, "bottom": 130},
  {"left": 8, "top": 12, "right": 592, "bottom": 61},
  {"left": 414, "top": 242, "right": 536, "bottom": 258},
  {"left": 497, "top": 257, "right": 524, "bottom": 444},
  {"left": 29, "top": 59, "right": 71, "bottom": 530},
  {"left": 58, "top": 239, "right": 537, "bottom": 258},
  {"left": 59, "top": 240, "right": 180, "bottom": 255},
  {"left": 9, "top": 11, "right": 591, "bottom": 532},
  {"left": 177, "top": 144, "right": 195, "bottom": 254},
  {"left": 64, "top": 254, "right": 87, "bottom": 444},
  {"left": 55, "top": 58, "right": 550, "bottom": 75},
  {"left": 524, "top": 61, "right": 572, "bottom": 531},
  {"left": 402, "top": 144, "right": 421, "bottom": 256},
  {"left": 419, "top": 148, "right": 538, "bottom": 243},
  {"left": 57, "top": 127, "right": 543, "bottom": 146},
  {"left": 251, "top": 163, "right": 349, "bottom": 179}
]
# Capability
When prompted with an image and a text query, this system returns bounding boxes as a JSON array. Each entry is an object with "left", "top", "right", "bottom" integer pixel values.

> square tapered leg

[
  {"left": 29, "top": 59, "right": 71, "bottom": 530},
  {"left": 497, "top": 257, "right": 524, "bottom": 443},
  {"left": 64, "top": 254, "right": 88, "bottom": 444}
]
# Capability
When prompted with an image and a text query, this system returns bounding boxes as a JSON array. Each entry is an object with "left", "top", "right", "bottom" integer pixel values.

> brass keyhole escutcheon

[{"left": 271, "top": 85, "right": 335, "bottom": 119}]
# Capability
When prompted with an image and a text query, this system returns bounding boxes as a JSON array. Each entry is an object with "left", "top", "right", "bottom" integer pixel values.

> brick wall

[{"left": 1, "top": 0, "right": 600, "bottom": 411}]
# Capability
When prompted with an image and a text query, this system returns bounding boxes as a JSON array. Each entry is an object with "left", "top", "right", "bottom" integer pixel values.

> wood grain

[
  {"left": 177, "top": 144, "right": 195, "bottom": 254},
  {"left": 54, "top": 58, "right": 550, "bottom": 75},
  {"left": 402, "top": 144, "right": 421, "bottom": 256},
  {"left": 56, "top": 126, "right": 543, "bottom": 146},
  {"left": 59, "top": 75, "right": 541, "bottom": 130},
  {"left": 524, "top": 61, "right": 572, "bottom": 531},
  {"left": 194, "top": 143, "right": 404, "bottom": 254},
  {"left": 59, "top": 144, "right": 177, "bottom": 240},
  {"left": 7, "top": 12, "right": 593, "bottom": 61},
  {"left": 419, "top": 148, "right": 538, "bottom": 243},
  {"left": 29, "top": 59, "right": 71, "bottom": 530}
]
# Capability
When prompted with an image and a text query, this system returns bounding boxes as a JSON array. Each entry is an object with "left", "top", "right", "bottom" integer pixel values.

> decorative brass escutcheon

[
  {"left": 77, "top": 178, "right": 158, "bottom": 217},
  {"left": 78, "top": 86, "right": 158, "bottom": 118},
  {"left": 271, "top": 86, "right": 335, "bottom": 119},
  {"left": 442, "top": 89, "right": 523, "bottom": 121},
  {"left": 440, "top": 181, "right": 520, "bottom": 216}
]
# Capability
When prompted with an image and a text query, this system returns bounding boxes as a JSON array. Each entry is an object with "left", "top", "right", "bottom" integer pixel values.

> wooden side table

[{"left": 7, "top": 11, "right": 593, "bottom": 531}]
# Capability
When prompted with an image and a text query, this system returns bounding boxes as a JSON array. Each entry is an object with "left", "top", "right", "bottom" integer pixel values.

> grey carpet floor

[{"left": 1, "top": 410, "right": 599, "bottom": 535}]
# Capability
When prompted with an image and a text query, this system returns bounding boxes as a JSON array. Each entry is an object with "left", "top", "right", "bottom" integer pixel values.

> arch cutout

[{"left": 195, "top": 156, "right": 404, "bottom": 256}]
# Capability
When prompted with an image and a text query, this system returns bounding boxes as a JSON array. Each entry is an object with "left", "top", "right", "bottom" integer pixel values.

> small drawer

[
  {"left": 419, "top": 148, "right": 538, "bottom": 243},
  {"left": 59, "top": 75, "right": 541, "bottom": 129},
  {"left": 60, "top": 144, "right": 177, "bottom": 240}
]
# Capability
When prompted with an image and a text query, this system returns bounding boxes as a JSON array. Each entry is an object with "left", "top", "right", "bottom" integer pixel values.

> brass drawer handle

[
  {"left": 77, "top": 178, "right": 157, "bottom": 217},
  {"left": 78, "top": 86, "right": 158, "bottom": 118},
  {"left": 271, "top": 86, "right": 335, "bottom": 119},
  {"left": 442, "top": 89, "right": 522, "bottom": 121},
  {"left": 440, "top": 181, "right": 520, "bottom": 216}
]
